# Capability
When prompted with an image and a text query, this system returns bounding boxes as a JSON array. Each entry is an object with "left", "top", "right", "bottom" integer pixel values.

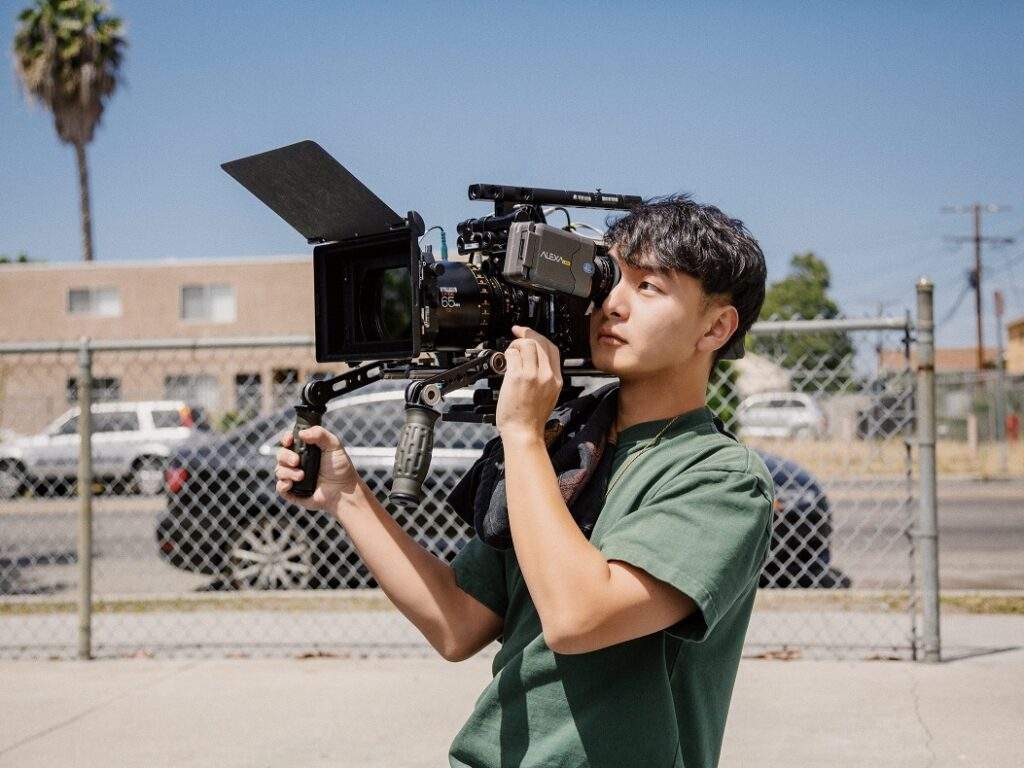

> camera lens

[{"left": 361, "top": 266, "right": 413, "bottom": 341}]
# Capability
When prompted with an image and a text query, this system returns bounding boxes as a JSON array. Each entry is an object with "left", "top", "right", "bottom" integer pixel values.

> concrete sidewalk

[{"left": 1, "top": 618, "right": 1022, "bottom": 768}]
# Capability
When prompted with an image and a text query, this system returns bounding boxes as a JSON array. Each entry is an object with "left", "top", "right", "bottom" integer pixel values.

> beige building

[
  {"left": 0, "top": 256, "right": 336, "bottom": 433},
  {"left": 877, "top": 346, "right": 1000, "bottom": 374},
  {"left": 875, "top": 321, "right": 1024, "bottom": 376},
  {"left": 1008, "top": 316, "right": 1024, "bottom": 375}
]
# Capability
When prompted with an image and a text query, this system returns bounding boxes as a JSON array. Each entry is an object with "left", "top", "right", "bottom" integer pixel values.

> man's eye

[{"left": 639, "top": 281, "right": 661, "bottom": 293}]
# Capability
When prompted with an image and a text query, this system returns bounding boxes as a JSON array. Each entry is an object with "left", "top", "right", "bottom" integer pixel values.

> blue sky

[{"left": 2, "top": 0, "right": 1022, "bottom": 349}]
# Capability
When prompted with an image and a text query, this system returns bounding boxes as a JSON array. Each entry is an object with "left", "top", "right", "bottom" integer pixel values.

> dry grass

[
  {"left": 4, "top": 590, "right": 1020, "bottom": 615},
  {"left": 754, "top": 590, "right": 1024, "bottom": 615},
  {"left": 743, "top": 437, "right": 1024, "bottom": 479}
]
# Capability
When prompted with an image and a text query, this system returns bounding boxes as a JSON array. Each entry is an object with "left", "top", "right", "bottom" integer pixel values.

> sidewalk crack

[
  {"left": 0, "top": 660, "right": 204, "bottom": 759},
  {"left": 907, "top": 667, "right": 937, "bottom": 768}
]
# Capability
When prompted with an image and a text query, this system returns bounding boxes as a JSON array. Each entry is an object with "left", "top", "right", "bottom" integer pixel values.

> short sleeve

[
  {"left": 598, "top": 467, "right": 772, "bottom": 642},
  {"left": 451, "top": 535, "right": 509, "bottom": 619}
]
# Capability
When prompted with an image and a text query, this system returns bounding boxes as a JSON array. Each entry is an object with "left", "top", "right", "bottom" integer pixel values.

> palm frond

[{"left": 12, "top": 0, "right": 127, "bottom": 145}]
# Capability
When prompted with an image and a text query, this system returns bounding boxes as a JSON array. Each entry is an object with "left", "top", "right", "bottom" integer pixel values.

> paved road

[{"left": 1, "top": 479, "right": 1021, "bottom": 597}]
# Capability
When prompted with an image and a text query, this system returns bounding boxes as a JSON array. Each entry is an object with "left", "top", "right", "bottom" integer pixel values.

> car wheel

[
  {"left": 228, "top": 514, "right": 314, "bottom": 590},
  {"left": 0, "top": 464, "right": 24, "bottom": 500},
  {"left": 133, "top": 457, "right": 166, "bottom": 496}
]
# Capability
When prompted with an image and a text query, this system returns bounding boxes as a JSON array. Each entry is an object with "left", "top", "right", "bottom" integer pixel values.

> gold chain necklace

[{"left": 604, "top": 413, "right": 683, "bottom": 498}]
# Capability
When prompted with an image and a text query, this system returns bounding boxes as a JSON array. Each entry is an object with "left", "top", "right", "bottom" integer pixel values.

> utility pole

[{"left": 942, "top": 204, "right": 1015, "bottom": 370}]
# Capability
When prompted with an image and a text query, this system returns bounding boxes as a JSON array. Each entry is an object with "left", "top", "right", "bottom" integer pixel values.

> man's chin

[{"left": 588, "top": 347, "right": 635, "bottom": 376}]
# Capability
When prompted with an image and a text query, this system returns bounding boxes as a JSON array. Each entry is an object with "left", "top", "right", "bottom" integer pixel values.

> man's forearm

[
  {"left": 502, "top": 432, "right": 612, "bottom": 641},
  {"left": 331, "top": 479, "right": 478, "bottom": 658}
]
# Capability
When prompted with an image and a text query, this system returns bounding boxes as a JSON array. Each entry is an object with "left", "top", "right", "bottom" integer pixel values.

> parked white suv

[
  {"left": 0, "top": 401, "right": 209, "bottom": 499},
  {"left": 736, "top": 392, "right": 828, "bottom": 439}
]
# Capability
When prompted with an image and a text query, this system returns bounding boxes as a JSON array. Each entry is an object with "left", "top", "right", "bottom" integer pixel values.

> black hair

[{"left": 603, "top": 194, "right": 767, "bottom": 363}]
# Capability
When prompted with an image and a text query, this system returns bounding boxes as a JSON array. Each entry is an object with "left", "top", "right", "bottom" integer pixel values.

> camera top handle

[{"left": 468, "top": 184, "right": 642, "bottom": 214}]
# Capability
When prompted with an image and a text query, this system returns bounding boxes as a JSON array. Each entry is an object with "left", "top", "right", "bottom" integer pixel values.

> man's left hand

[{"left": 496, "top": 325, "right": 563, "bottom": 442}]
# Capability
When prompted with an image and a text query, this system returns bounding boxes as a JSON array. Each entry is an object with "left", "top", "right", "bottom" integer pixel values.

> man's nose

[{"left": 600, "top": 276, "right": 630, "bottom": 319}]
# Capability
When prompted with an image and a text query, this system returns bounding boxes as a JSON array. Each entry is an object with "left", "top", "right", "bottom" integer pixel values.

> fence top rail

[
  {"left": 749, "top": 316, "right": 912, "bottom": 334},
  {"left": 0, "top": 335, "right": 316, "bottom": 354},
  {"left": 0, "top": 316, "right": 912, "bottom": 355}
]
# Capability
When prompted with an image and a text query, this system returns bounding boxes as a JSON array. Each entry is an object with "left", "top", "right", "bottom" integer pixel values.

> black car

[
  {"left": 757, "top": 453, "right": 850, "bottom": 588},
  {"left": 857, "top": 394, "right": 916, "bottom": 440},
  {"left": 156, "top": 385, "right": 848, "bottom": 590}
]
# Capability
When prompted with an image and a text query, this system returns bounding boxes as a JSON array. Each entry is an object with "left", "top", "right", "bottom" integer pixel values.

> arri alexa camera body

[{"left": 222, "top": 140, "right": 643, "bottom": 506}]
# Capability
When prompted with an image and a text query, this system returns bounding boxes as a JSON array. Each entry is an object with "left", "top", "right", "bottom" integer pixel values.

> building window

[
  {"left": 235, "top": 372, "right": 263, "bottom": 415},
  {"left": 68, "top": 287, "right": 122, "bottom": 317},
  {"left": 67, "top": 377, "right": 122, "bottom": 404},
  {"left": 180, "top": 284, "right": 236, "bottom": 323},
  {"left": 272, "top": 368, "right": 300, "bottom": 409},
  {"left": 164, "top": 374, "right": 221, "bottom": 412}
]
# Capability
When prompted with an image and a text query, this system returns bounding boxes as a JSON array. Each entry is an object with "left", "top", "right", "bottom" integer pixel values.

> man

[{"left": 276, "top": 195, "right": 772, "bottom": 767}]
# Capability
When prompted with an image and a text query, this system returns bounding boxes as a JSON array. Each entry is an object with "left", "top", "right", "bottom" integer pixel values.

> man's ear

[{"left": 696, "top": 304, "right": 739, "bottom": 356}]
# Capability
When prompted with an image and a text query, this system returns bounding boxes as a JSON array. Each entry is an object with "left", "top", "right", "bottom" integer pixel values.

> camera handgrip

[
  {"left": 389, "top": 404, "right": 441, "bottom": 507},
  {"left": 290, "top": 405, "right": 323, "bottom": 498}
]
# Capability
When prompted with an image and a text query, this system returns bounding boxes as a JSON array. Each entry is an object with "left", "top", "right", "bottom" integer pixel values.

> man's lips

[{"left": 597, "top": 328, "right": 628, "bottom": 344}]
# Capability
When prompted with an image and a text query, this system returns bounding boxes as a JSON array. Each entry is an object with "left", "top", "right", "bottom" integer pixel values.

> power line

[
  {"left": 994, "top": 252, "right": 1024, "bottom": 317},
  {"left": 941, "top": 203, "right": 1015, "bottom": 368},
  {"left": 936, "top": 278, "right": 973, "bottom": 327}
]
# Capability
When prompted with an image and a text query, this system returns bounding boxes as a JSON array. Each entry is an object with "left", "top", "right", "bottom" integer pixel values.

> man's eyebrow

[
  {"left": 625, "top": 255, "right": 672, "bottom": 277},
  {"left": 611, "top": 250, "right": 663, "bottom": 272}
]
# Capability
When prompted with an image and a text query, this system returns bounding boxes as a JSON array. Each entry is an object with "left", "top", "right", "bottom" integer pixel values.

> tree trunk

[{"left": 74, "top": 140, "right": 94, "bottom": 262}]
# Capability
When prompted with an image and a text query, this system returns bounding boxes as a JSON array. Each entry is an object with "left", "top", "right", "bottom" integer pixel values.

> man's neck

[{"left": 614, "top": 364, "right": 710, "bottom": 435}]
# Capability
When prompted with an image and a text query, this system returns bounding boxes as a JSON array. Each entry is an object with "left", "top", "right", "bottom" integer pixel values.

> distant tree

[
  {"left": 0, "top": 251, "right": 32, "bottom": 263},
  {"left": 12, "top": 0, "right": 126, "bottom": 262},
  {"left": 749, "top": 251, "right": 855, "bottom": 393}
]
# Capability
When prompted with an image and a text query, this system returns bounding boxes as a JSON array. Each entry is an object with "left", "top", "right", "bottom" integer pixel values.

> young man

[{"left": 276, "top": 196, "right": 772, "bottom": 768}]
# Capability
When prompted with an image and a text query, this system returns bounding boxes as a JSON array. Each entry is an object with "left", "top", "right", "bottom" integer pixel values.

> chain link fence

[
  {"left": 0, "top": 291, "right": 939, "bottom": 660},
  {"left": 932, "top": 369, "right": 1024, "bottom": 476}
]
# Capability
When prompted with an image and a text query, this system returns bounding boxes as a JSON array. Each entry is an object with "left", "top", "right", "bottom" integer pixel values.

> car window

[
  {"left": 326, "top": 401, "right": 405, "bottom": 446},
  {"left": 56, "top": 415, "right": 79, "bottom": 436},
  {"left": 93, "top": 411, "right": 140, "bottom": 433},
  {"left": 322, "top": 398, "right": 496, "bottom": 450},
  {"left": 435, "top": 415, "right": 496, "bottom": 450},
  {"left": 239, "top": 411, "right": 293, "bottom": 447},
  {"left": 784, "top": 398, "right": 808, "bottom": 410},
  {"left": 152, "top": 409, "right": 184, "bottom": 429},
  {"left": 151, "top": 407, "right": 211, "bottom": 430}
]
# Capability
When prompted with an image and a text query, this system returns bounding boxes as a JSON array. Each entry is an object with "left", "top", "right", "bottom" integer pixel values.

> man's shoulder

[{"left": 661, "top": 432, "right": 774, "bottom": 499}]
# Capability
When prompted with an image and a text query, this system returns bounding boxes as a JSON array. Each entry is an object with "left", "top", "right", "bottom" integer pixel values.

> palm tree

[{"left": 13, "top": 0, "right": 126, "bottom": 262}]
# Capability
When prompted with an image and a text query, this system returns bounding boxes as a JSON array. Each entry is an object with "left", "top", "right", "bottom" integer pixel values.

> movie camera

[{"left": 222, "top": 141, "right": 642, "bottom": 505}]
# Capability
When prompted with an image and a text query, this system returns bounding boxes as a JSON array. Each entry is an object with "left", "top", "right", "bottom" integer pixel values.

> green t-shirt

[{"left": 448, "top": 405, "right": 774, "bottom": 768}]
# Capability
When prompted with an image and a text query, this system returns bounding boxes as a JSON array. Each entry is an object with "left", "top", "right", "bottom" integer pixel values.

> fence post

[
  {"left": 915, "top": 279, "right": 941, "bottom": 662},
  {"left": 77, "top": 338, "right": 94, "bottom": 660}
]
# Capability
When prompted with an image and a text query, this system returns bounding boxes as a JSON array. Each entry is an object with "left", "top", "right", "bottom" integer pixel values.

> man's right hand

[{"left": 276, "top": 427, "right": 361, "bottom": 511}]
